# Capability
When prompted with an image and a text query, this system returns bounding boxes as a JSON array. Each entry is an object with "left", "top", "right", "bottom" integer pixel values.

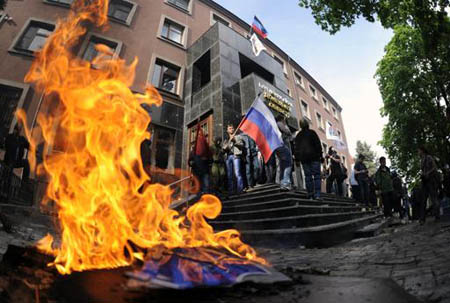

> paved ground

[
  {"left": 0, "top": 209, "right": 448, "bottom": 302},
  {"left": 260, "top": 219, "right": 450, "bottom": 303}
]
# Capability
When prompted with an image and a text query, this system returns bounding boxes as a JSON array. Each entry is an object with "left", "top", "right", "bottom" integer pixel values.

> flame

[{"left": 22, "top": 0, "right": 265, "bottom": 275}]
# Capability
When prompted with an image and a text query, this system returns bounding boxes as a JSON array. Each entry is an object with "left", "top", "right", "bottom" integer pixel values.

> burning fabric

[
  {"left": 126, "top": 247, "right": 278, "bottom": 290},
  {"left": 19, "top": 0, "right": 266, "bottom": 279}
]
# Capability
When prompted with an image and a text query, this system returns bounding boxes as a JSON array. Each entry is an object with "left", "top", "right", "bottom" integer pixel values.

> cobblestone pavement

[
  {"left": 1, "top": 215, "right": 447, "bottom": 302},
  {"left": 259, "top": 220, "right": 450, "bottom": 303}
]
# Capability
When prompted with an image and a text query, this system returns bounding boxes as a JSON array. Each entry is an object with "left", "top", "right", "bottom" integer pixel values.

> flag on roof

[
  {"left": 252, "top": 16, "right": 268, "bottom": 39},
  {"left": 238, "top": 96, "right": 283, "bottom": 162}
]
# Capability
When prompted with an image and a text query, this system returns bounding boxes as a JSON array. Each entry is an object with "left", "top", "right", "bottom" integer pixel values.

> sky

[{"left": 214, "top": 0, "right": 393, "bottom": 159}]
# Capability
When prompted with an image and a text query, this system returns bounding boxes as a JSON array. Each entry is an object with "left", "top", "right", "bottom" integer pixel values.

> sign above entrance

[{"left": 258, "top": 82, "right": 292, "bottom": 118}]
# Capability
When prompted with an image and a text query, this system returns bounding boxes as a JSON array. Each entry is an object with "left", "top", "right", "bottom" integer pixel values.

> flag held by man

[{"left": 238, "top": 96, "right": 283, "bottom": 162}]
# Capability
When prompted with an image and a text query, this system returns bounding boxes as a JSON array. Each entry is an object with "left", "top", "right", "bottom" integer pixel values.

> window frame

[
  {"left": 272, "top": 54, "right": 288, "bottom": 76},
  {"left": 321, "top": 141, "right": 328, "bottom": 155},
  {"left": 8, "top": 18, "right": 56, "bottom": 57},
  {"left": 165, "top": 0, "right": 192, "bottom": 14},
  {"left": 158, "top": 16, "right": 188, "bottom": 48},
  {"left": 148, "top": 56, "right": 184, "bottom": 97},
  {"left": 107, "top": 0, "right": 138, "bottom": 26},
  {"left": 43, "top": 0, "right": 73, "bottom": 8},
  {"left": 332, "top": 106, "right": 339, "bottom": 120},
  {"left": 78, "top": 32, "right": 123, "bottom": 64},
  {"left": 309, "top": 84, "right": 318, "bottom": 101},
  {"left": 300, "top": 100, "right": 311, "bottom": 120},
  {"left": 43, "top": 0, "right": 137, "bottom": 26},
  {"left": 210, "top": 11, "right": 232, "bottom": 28},
  {"left": 294, "top": 72, "right": 304, "bottom": 88},
  {"left": 0, "top": 79, "right": 31, "bottom": 142},
  {"left": 322, "top": 96, "right": 330, "bottom": 112},
  {"left": 315, "top": 111, "right": 325, "bottom": 131},
  {"left": 149, "top": 123, "right": 176, "bottom": 173}
]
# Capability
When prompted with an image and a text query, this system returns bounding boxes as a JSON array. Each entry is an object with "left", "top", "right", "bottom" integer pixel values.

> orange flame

[{"left": 22, "top": 0, "right": 265, "bottom": 274}]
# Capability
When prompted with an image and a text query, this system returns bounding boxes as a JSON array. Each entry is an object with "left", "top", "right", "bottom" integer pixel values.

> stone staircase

[{"left": 209, "top": 184, "right": 381, "bottom": 248}]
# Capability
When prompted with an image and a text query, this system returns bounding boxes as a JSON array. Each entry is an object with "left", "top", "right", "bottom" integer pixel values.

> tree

[
  {"left": 298, "top": 0, "right": 450, "bottom": 179},
  {"left": 0, "top": 0, "right": 6, "bottom": 11},
  {"left": 376, "top": 25, "right": 450, "bottom": 179},
  {"left": 355, "top": 140, "right": 377, "bottom": 175}
]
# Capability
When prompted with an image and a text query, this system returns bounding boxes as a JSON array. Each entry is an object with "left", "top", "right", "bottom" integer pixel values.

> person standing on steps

[
  {"left": 374, "top": 157, "right": 394, "bottom": 218},
  {"left": 222, "top": 124, "right": 245, "bottom": 196},
  {"left": 354, "top": 154, "right": 370, "bottom": 206},
  {"left": 275, "top": 115, "right": 293, "bottom": 191},
  {"left": 294, "top": 118, "right": 323, "bottom": 200},
  {"left": 418, "top": 146, "right": 441, "bottom": 222}
]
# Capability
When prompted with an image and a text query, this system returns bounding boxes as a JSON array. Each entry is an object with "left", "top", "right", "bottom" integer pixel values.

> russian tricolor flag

[
  {"left": 238, "top": 96, "right": 283, "bottom": 162},
  {"left": 252, "top": 16, "right": 268, "bottom": 39}
]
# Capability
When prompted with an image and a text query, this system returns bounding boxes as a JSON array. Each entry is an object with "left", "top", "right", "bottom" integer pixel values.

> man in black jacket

[{"left": 294, "top": 118, "right": 323, "bottom": 199}]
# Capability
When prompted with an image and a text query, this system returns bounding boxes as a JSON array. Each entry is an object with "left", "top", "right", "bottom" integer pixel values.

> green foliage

[
  {"left": 376, "top": 25, "right": 450, "bottom": 179},
  {"left": 355, "top": 140, "right": 377, "bottom": 175},
  {"left": 298, "top": 0, "right": 450, "bottom": 181}
]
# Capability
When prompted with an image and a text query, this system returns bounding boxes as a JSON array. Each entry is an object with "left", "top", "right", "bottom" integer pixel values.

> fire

[{"left": 21, "top": 0, "right": 265, "bottom": 275}]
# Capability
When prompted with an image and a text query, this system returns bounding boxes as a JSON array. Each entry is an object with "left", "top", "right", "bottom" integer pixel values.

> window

[
  {"left": 300, "top": 100, "right": 311, "bottom": 119},
  {"left": 309, "top": 85, "right": 318, "bottom": 100},
  {"left": 322, "top": 97, "right": 330, "bottom": 111},
  {"left": 316, "top": 112, "right": 324, "bottom": 130},
  {"left": 239, "top": 53, "right": 274, "bottom": 84},
  {"left": 149, "top": 125, "right": 175, "bottom": 171},
  {"left": 0, "top": 82, "right": 29, "bottom": 148},
  {"left": 192, "top": 51, "right": 211, "bottom": 95},
  {"left": 167, "top": 0, "right": 189, "bottom": 11},
  {"left": 10, "top": 19, "right": 55, "bottom": 56},
  {"left": 211, "top": 13, "right": 230, "bottom": 27},
  {"left": 337, "top": 130, "right": 341, "bottom": 139},
  {"left": 273, "top": 55, "right": 287, "bottom": 75},
  {"left": 327, "top": 121, "right": 332, "bottom": 132},
  {"left": 287, "top": 88, "right": 291, "bottom": 97},
  {"left": 151, "top": 59, "right": 181, "bottom": 95},
  {"left": 322, "top": 142, "right": 328, "bottom": 154},
  {"left": 294, "top": 72, "right": 304, "bottom": 87},
  {"left": 161, "top": 19, "right": 185, "bottom": 45},
  {"left": 332, "top": 106, "right": 338, "bottom": 119},
  {"left": 108, "top": 0, "right": 136, "bottom": 25},
  {"left": 81, "top": 35, "right": 121, "bottom": 63},
  {"left": 44, "top": 0, "right": 73, "bottom": 6}
]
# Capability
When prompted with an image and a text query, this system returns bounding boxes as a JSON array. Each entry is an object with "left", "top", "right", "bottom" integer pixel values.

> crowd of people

[
  {"left": 350, "top": 147, "right": 450, "bottom": 224},
  {"left": 188, "top": 115, "right": 450, "bottom": 225},
  {"left": 188, "top": 117, "right": 349, "bottom": 200}
]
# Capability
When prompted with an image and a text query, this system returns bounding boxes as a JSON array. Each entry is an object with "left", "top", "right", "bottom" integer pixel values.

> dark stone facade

[{"left": 182, "top": 22, "right": 300, "bottom": 174}]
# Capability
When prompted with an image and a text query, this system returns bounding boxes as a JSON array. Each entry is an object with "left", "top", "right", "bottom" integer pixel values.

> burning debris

[{"left": 11, "top": 0, "right": 280, "bottom": 293}]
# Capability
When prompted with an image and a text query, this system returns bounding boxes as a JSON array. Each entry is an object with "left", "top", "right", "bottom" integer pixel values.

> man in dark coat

[
  {"left": 294, "top": 118, "right": 323, "bottom": 199},
  {"left": 354, "top": 154, "right": 370, "bottom": 205}
]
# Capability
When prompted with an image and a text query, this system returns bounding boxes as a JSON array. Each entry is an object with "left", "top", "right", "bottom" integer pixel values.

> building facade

[{"left": 0, "top": 0, "right": 352, "bottom": 197}]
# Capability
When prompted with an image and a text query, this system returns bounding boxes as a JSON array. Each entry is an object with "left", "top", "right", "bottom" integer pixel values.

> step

[
  {"left": 210, "top": 211, "right": 376, "bottom": 231},
  {"left": 222, "top": 193, "right": 357, "bottom": 208},
  {"left": 217, "top": 202, "right": 362, "bottom": 221},
  {"left": 240, "top": 214, "right": 382, "bottom": 248},
  {"left": 354, "top": 219, "right": 388, "bottom": 238}
]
